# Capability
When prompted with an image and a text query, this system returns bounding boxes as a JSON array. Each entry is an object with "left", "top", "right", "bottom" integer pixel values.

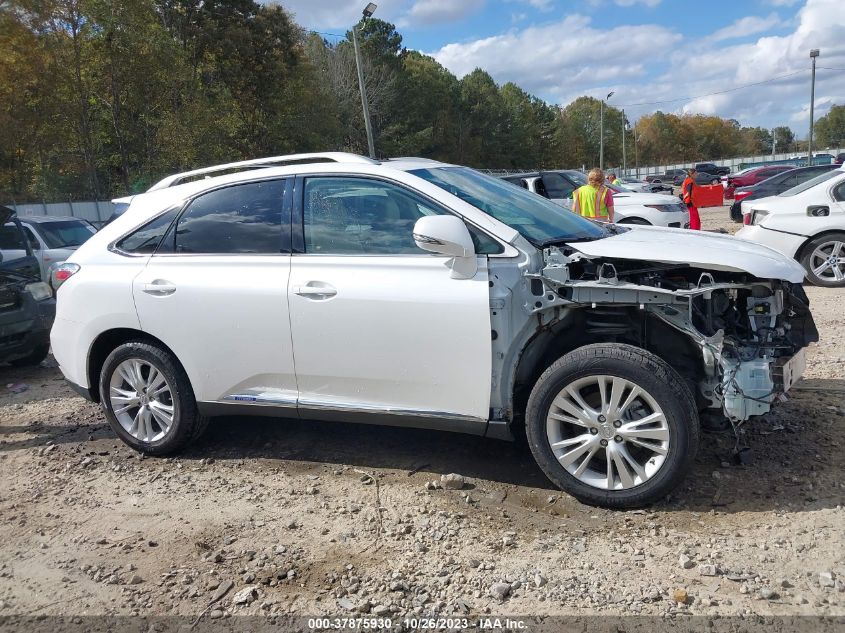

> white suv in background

[
  {"left": 51, "top": 153, "right": 816, "bottom": 508},
  {"left": 501, "top": 171, "right": 690, "bottom": 228},
  {"left": 737, "top": 166, "right": 845, "bottom": 287}
]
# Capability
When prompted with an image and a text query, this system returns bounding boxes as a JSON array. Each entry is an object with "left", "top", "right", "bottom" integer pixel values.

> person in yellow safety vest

[
  {"left": 572, "top": 168, "right": 615, "bottom": 222},
  {"left": 607, "top": 172, "right": 621, "bottom": 186}
]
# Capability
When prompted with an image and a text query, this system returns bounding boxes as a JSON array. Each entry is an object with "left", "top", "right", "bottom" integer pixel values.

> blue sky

[{"left": 277, "top": 0, "right": 845, "bottom": 138}]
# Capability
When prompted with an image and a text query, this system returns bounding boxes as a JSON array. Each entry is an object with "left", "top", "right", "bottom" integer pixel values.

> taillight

[
  {"left": 743, "top": 213, "right": 752, "bottom": 225},
  {"left": 735, "top": 191, "right": 751, "bottom": 201},
  {"left": 50, "top": 263, "right": 80, "bottom": 290}
]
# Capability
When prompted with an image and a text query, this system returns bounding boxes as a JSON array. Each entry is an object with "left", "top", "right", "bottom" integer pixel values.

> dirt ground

[{"left": 1, "top": 206, "right": 843, "bottom": 623}]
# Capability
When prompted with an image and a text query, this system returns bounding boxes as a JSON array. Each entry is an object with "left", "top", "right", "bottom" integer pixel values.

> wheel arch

[
  {"left": 87, "top": 328, "right": 181, "bottom": 403},
  {"left": 509, "top": 308, "right": 706, "bottom": 433},
  {"left": 795, "top": 228, "right": 845, "bottom": 262}
]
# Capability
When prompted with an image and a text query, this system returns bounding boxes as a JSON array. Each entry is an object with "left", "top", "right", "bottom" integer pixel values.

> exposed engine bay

[{"left": 533, "top": 245, "right": 819, "bottom": 423}]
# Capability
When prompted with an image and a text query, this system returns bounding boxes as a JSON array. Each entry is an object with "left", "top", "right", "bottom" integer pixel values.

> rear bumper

[
  {"left": 65, "top": 377, "right": 95, "bottom": 401},
  {"left": 735, "top": 225, "right": 806, "bottom": 260}
]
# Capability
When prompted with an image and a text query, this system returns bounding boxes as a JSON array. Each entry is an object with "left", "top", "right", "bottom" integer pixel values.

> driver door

[{"left": 287, "top": 175, "right": 493, "bottom": 430}]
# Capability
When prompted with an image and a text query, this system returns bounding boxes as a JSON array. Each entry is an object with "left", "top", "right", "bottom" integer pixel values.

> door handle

[
  {"left": 293, "top": 283, "right": 337, "bottom": 299},
  {"left": 142, "top": 280, "right": 176, "bottom": 296}
]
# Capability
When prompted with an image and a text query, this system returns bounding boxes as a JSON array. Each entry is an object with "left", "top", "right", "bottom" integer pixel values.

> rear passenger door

[
  {"left": 287, "top": 175, "right": 494, "bottom": 430},
  {"left": 131, "top": 178, "right": 297, "bottom": 408}
]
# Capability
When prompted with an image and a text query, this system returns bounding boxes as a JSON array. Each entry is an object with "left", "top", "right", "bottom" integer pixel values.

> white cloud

[
  {"left": 274, "top": 0, "right": 409, "bottom": 30},
  {"left": 708, "top": 13, "right": 784, "bottom": 42},
  {"left": 767, "top": 0, "right": 800, "bottom": 6},
  {"left": 432, "top": 0, "right": 845, "bottom": 133},
  {"left": 406, "top": 0, "right": 485, "bottom": 25},
  {"left": 615, "top": 0, "right": 662, "bottom": 7},
  {"left": 520, "top": 0, "right": 555, "bottom": 10},
  {"left": 432, "top": 14, "right": 681, "bottom": 94}
]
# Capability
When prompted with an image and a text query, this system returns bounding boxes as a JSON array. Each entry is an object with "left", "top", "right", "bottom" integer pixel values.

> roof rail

[{"left": 147, "top": 152, "right": 378, "bottom": 191}]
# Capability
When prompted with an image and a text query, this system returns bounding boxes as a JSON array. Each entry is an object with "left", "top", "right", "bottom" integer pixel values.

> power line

[{"left": 615, "top": 69, "right": 808, "bottom": 108}]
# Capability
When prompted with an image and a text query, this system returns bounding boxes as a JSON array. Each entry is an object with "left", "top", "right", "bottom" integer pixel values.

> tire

[
  {"left": 9, "top": 344, "right": 50, "bottom": 367},
  {"left": 618, "top": 217, "right": 650, "bottom": 225},
  {"left": 525, "top": 344, "right": 699, "bottom": 509},
  {"left": 729, "top": 202, "right": 743, "bottom": 223},
  {"left": 800, "top": 232, "right": 845, "bottom": 287},
  {"left": 710, "top": 178, "right": 719, "bottom": 185},
  {"left": 99, "top": 340, "right": 209, "bottom": 455}
]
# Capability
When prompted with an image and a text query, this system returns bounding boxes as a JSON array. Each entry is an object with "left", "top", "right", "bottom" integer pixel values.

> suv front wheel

[
  {"left": 99, "top": 341, "right": 209, "bottom": 455},
  {"left": 526, "top": 344, "right": 699, "bottom": 508}
]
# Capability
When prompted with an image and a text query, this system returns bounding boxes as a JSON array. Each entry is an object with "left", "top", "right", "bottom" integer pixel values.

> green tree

[
  {"left": 772, "top": 126, "right": 795, "bottom": 152},
  {"left": 815, "top": 105, "right": 845, "bottom": 148}
]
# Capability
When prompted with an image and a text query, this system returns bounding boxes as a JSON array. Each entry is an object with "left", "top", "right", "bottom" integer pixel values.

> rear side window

[
  {"left": 166, "top": 180, "right": 285, "bottom": 254},
  {"left": 0, "top": 224, "right": 27, "bottom": 250},
  {"left": 116, "top": 208, "right": 179, "bottom": 254}
]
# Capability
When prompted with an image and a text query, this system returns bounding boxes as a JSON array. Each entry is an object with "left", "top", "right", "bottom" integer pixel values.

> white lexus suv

[{"left": 50, "top": 153, "right": 817, "bottom": 508}]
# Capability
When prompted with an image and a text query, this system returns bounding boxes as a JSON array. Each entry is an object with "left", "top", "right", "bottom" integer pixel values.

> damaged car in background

[{"left": 50, "top": 154, "right": 817, "bottom": 508}]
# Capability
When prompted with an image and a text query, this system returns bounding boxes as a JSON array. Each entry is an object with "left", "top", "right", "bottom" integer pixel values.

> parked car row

[
  {"left": 737, "top": 165, "right": 845, "bottom": 287},
  {"left": 501, "top": 171, "right": 690, "bottom": 228}
]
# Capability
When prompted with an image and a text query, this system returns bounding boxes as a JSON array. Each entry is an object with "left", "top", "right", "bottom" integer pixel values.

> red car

[{"left": 724, "top": 165, "right": 796, "bottom": 198}]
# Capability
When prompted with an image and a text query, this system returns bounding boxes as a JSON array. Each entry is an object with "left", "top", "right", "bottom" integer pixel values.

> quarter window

[
  {"left": 116, "top": 209, "right": 178, "bottom": 254},
  {"left": 303, "top": 177, "right": 502, "bottom": 255},
  {"left": 166, "top": 180, "right": 285, "bottom": 254},
  {"left": 834, "top": 181, "right": 845, "bottom": 202}
]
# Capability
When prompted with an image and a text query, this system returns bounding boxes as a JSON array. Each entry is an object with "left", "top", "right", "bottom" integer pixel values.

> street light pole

[
  {"left": 622, "top": 109, "right": 626, "bottom": 174},
  {"left": 353, "top": 3, "right": 378, "bottom": 159},
  {"left": 808, "top": 48, "right": 820, "bottom": 166},
  {"left": 599, "top": 91, "right": 614, "bottom": 171}
]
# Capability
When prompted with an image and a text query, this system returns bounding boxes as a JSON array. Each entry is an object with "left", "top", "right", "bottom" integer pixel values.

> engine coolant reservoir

[{"left": 721, "top": 358, "right": 774, "bottom": 420}]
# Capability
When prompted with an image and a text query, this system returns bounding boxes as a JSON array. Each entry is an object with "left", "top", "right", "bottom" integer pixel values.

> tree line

[{"left": 2, "top": 0, "right": 844, "bottom": 202}]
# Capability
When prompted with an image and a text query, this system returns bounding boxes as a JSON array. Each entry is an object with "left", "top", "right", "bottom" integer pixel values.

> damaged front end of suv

[{"left": 530, "top": 239, "right": 818, "bottom": 425}]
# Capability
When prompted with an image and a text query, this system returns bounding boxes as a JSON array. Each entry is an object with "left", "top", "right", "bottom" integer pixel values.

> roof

[{"left": 18, "top": 215, "right": 87, "bottom": 223}]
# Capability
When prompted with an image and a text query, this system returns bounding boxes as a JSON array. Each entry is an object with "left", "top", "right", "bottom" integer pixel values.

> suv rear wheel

[
  {"left": 99, "top": 341, "right": 209, "bottom": 455},
  {"left": 525, "top": 344, "right": 699, "bottom": 508}
]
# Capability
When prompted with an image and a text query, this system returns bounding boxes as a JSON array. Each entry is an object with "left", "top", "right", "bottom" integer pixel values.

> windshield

[
  {"left": 410, "top": 166, "right": 606, "bottom": 245},
  {"left": 35, "top": 220, "right": 96, "bottom": 249},
  {"left": 778, "top": 169, "right": 843, "bottom": 197}
]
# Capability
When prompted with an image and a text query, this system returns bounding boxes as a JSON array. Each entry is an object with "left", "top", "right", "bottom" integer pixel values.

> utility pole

[
  {"left": 622, "top": 109, "right": 626, "bottom": 174},
  {"left": 808, "top": 48, "right": 820, "bottom": 166},
  {"left": 772, "top": 128, "right": 776, "bottom": 158},
  {"left": 600, "top": 91, "right": 614, "bottom": 170},
  {"left": 353, "top": 3, "right": 378, "bottom": 159}
]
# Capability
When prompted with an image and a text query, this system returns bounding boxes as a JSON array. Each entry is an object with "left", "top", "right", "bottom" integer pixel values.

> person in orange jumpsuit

[{"left": 681, "top": 168, "right": 701, "bottom": 230}]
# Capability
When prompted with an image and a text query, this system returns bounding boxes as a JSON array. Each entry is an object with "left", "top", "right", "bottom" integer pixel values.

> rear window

[{"left": 779, "top": 170, "right": 843, "bottom": 197}]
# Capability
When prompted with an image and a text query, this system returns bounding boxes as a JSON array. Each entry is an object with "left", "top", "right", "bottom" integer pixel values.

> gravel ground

[{"left": 0, "top": 206, "right": 843, "bottom": 622}]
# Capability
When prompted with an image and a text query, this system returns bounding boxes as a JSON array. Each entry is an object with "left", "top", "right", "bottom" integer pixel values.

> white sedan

[{"left": 736, "top": 166, "right": 845, "bottom": 286}]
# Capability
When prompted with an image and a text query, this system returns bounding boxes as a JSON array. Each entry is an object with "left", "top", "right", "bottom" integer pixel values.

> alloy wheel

[
  {"left": 108, "top": 358, "right": 175, "bottom": 442},
  {"left": 545, "top": 375, "right": 670, "bottom": 490},
  {"left": 810, "top": 240, "right": 845, "bottom": 283}
]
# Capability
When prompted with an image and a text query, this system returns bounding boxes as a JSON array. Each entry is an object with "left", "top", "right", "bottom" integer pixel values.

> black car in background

[
  {"left": 695, "top": 162, "right": 731, "bottom": 176},
  {"left": 673, "top": 171, "right": 722, "bottom": 186},
  {"left": 0, "top": 206, "right": 56, "bottom": 366},
  {"left": 729, "top": 164, "right": 841, "bottom": 222}
]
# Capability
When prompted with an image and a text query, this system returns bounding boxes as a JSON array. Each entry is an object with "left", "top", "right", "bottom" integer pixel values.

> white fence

[{"left": 4, "top": 200, "right": 115, "bottom": 224}]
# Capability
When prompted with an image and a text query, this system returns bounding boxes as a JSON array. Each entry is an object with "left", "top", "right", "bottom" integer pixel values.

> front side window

[
  {"left": 541, "top": 173, "right": 576, "bottom": 199},
  {"left": 166, "top": 180, "right": 285, "bottom": 254}
]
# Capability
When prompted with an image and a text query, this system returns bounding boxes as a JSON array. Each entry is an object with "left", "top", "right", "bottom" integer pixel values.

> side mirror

[{"left": 413, "top": 215, "right": 477, "bottom": 279}]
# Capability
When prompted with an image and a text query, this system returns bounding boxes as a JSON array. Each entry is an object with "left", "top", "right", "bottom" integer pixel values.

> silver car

[{"left": 0, "top": 216, "right": 97, "bottom": 282}]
